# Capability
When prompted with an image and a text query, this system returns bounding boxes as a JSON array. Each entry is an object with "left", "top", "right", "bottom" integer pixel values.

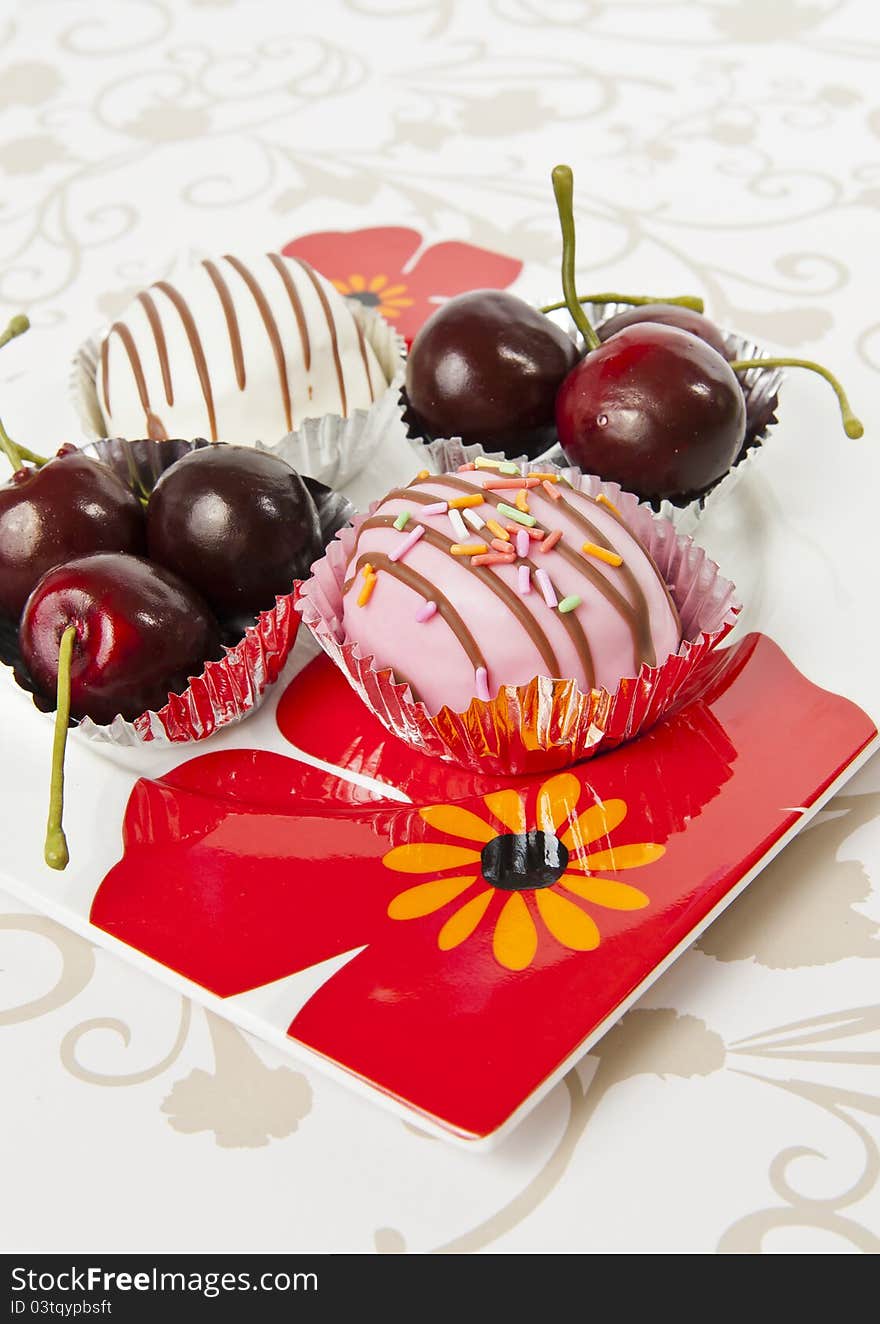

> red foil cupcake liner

[
  {"left": 0, "top": 438, "right": 353, "bottom": 751},
  {"left": 296, "top": 465, "right": 740, "bottom": 775}
]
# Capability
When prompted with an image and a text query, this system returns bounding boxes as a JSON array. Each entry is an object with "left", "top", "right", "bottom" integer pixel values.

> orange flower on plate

[
  {"left": 330, "top": 272, "right": 415, "bottom": 322},
  {"left": 383, "top": 773, "right": 664, "bottom": 972}
]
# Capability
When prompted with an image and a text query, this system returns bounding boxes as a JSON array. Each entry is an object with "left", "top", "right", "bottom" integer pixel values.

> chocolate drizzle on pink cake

[{"left": 341, "top": 463, "right": 681, "bottom": 715}]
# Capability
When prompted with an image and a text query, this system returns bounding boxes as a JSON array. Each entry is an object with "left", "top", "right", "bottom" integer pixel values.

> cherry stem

[
  {"left": 44, "top": 624, "right": 76, "bottom": 871},
  {"left": 540, "top": 292, "right": 704, "bottom": 315},
  {"left": 0, "top": 313, "right": 29, "bottom": 350},
  {"left": 551, "top": 164, "right": 601, "bottom": 352},
  {"left": 0, "top": 414, "right": 49, "bottom": 473},
  {"left": 728, "top": 356, "right": 864, "bottom": 439}
]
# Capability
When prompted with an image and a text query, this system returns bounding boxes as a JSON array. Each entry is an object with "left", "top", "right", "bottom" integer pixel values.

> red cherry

[
  {"left": 555, "top": 323, "right": 746, "bottom": 502},
  {"left": 598, "top": 302, "right": 730, "bottom": 360}
]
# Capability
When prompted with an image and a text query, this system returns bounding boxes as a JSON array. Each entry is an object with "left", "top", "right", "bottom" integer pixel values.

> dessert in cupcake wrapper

[
  {"left": 71, "top": 298, "right": 407, "bottom": 490},
  {"left": 297, "top": 466, "right": 740, "bottom": 775},
  {"left": 0, "top": 438, "right": 354, "bottom": 754},
  {"left": 537, "top": 304, "right": 783, "bottom": 536}
]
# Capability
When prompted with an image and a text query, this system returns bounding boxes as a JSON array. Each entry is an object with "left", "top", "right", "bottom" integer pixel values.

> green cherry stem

[
  {"left": 0, "top": 413, "right": 49, "bottom": 473},
  {"left": 44, "top": 624, "right": 77, "bottom": 871},
  {"left": 0, "top": 313, "right": 29, "bottom": 351},
  {"left": 729, "top": 356, "right": 865, "bottom": 439},
  {"left": 540, "top": 292, "right": 705, "bottom": 315},
  {"left": 551, "top": 164, "right": 601, "bottom": 352}
]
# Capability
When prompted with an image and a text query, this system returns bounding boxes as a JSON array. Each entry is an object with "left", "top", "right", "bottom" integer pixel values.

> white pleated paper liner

[
  {"left": 297, "top": 460, "right": 740, "bottom": 775},
  {"left": 0, "top": 439, "right": 355, "bottom": 760},
  {"left": 71, "top": 298, "right": 407, "bottom": 490}
]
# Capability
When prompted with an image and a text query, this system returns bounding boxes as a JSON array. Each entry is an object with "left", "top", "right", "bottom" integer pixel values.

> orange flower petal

[
  {"left": 483, "top": 789, "right": 527, "bottom": 835},
  {"left": 492, "top": 893, "right": 537, "bottom": 971},
  {"left": 330, "top": 278, "right": 351, "bottom": 295},
  {"left": 388, "top": 875, "right": 477, "bottom": 920},
  {"left": 368, "top": 274, "right": 388, "bottom": 291},
  {"left": 382, "top": 843, "right": 481, "bottom": 874},
  {"left": 419, "top": 804, "right": 496, "bottom": 844},
  {"left": 379, "top": 298, "right": 415, "bottom": 312},
  {"left": 535, "top": 888, "right": 601, "bottom": 951},
  {"left": 379, "top": 283, "right": 408, "bottom": 297},
  {"left": 561, "top": 874, "right": 649, "bottom": 911},
  {"left": 438, "top": 888, "right": 493, "bottom": 950},
  {"left": 347, "top": 273, "right": 366, "bottom": 292},
  {"left": 561, "top": 798, "right": 627, "bottom": 852},
  {"left": 576, "top": 843, "right": 666, "bottom": 872},
  {"left": 536, "top": 773, "right": 581, "bottom": 836}
]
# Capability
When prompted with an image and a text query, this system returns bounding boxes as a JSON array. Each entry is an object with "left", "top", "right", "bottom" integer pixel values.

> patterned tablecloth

[{"left": 2, "top": 0, "right": 879, "bottom": 1254}]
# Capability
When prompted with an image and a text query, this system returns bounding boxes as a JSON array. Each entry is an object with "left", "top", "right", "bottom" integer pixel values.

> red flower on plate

[
  {"left": 89, "top": 635, "right": 877, "bottom": 1138},
  {"left": 281, "top": 226, "right": 523, "bottom": 345}
]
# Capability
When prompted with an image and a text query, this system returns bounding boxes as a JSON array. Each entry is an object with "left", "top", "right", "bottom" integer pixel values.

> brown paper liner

[
  {"left": 296, "top": 464, "right": 740, "bottom": 775},
  {"left": 0, "top": 439, "right": 354, "bottom": 751}
]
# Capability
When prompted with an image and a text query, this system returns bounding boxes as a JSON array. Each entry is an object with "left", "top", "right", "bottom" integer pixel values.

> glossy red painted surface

[
  {"left": 91, "top": 633, "right": 876, "bottom": 1138},
  {"left": 281, "top": 226, "right": 523, "bottom": 346}
]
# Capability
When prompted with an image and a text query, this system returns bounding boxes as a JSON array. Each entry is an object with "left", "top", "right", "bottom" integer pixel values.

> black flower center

[
  {"left": 480, "top": 831, "right": 569, "bottom": 892},
  {"left": 348, "top": 289, "right": 380, "bottom": 308}
]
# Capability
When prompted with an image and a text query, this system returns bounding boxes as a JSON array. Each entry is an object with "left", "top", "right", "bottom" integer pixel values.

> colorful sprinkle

[
  {"left": 558, "top": 595, "right": 582, "bottom": 614},
  {"left": 582, "top": 541, "right": 623, "bottom": 567},
  {"left": 389, "top": 524, "right": 425, "bottom": 562},
  {"left": 450, "top": 542, "right": 489, "bottom": 557},
  {"left": 475, "top": 666, "right": 490, "bottom": 702},
  {"left": 416, "top": 470, "right": 430, "bottom": 481},
  {"left": 422, "top": 501, "right": 448, "bottom": 516},
  {"left": 448, "top": 508, "right": 469, "bottom": 540},
  {"left": 449, "top": 493, "right": 484, "bottom": 509},
  {"left": 484, "top": 477, "right": 541, "bottom": 490},
  {"left": 497, "top": 502, "right": 537, "bottom": 528},
  {"left": 535, "top": 568, "right": 558, "bottom": 609},
  {"left": 474, "top": 456, "right": 504, "bottom": 470},
  {"left": 499, "top": 461, "right": 519, "bottom": 476},
  {"left": 531, "top": 473, "right": 561, "bottom": 482},
  {"left": 518, "top": 565, "right": 531, "bottom": 595},
  {"left": 472, "top": 552, "right": 516, "bottom": 567},
  {"left": 456, "top": 462, "right": 476, "bottom": 472},
  {"left": 393, "top": 510, "right": 410, "bottom": 531},
  {"left": 542, "top": 479, "right": 563, "bottom": 501},
  {"left": 491, "top": 537, "right": 513, "bottom": 554},
  {"left": 515, "top": 488, "right": 530, "bottom": 514},
  {"left": 540, "top": 529, "right": 562, "bottom": 554},
  {"left": 357, "top": 570, "right": 377, "bottom": 607},
  {"left": 508, "top": 523, "right": 543, "bottom": 541},
  {"left": 516, "top": 528, "right": 530, "bottom": 558},
  {"left": 463, "top": 508, "right": 485, "bottom": 531},
  {"left": 415, "top": 600, "right": 438, "bottom": 623},
  {"left": 486, "top": 519, "right": 510, "bottom": 542},
  {"left": 597, "top": 493, "right": 622, "bottom": 517}
]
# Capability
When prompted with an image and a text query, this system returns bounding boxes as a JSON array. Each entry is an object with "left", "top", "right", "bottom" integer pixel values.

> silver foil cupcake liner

[
  {"left": 71, "top": 297, "right": 407, "bottom": 490},
  {"left": 0, "top": 439, "right": 354, "bottom": 753},
  {"left": 297, "top": 459, "right": 740, "bottom": 775}
]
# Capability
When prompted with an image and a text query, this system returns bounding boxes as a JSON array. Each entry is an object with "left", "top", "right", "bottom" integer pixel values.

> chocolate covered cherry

[
  {"left": 405, "top": 290, "right": 580, "bottom": 457},
  {"left": 147, "top": 444, "right": 322, "bottom": 616}
]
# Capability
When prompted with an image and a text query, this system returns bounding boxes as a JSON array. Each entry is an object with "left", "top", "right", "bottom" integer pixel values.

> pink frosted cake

[{"left": 341, "top": 462, "right": 681, "bottom": 715}]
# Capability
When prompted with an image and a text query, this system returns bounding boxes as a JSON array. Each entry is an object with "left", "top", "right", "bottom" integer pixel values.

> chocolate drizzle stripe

[
  {"left": 349, "top": 514, "right": 567, "bottom": 681},
  {"left": 291, "top": 258, "right": 348, "bottom": 417},
  {"left": 202, "top": 259, "right": 245, "bottom": 391},
  {"left": 353, "top": 314, "right": 377, "bottom": 403},
  {"left": 154, "top": 280, "right": 218, "bottom": 441},
  {"left": 526, "top": 487, "right": 658, "bottom": 668},
  {"left": 136, "top": 290, "right": 173, "bottom": 405},
  {"left": 267, "top": 252, "right": 311, "bottom": 373},
  {"left": 106, "top": 321, "right": 167, "bottom": 439},
  {"left": 222, "top": 255, "right": 292, "bottom": 432},
  {"left": 580, "top": 491, "right": 680, "bottom": 628},
  {"left": 351, "top": 552, "right": 487, "bottom": 672},
  {"left": 417, "top": 474, "right": 656, "bottom": 669}
]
